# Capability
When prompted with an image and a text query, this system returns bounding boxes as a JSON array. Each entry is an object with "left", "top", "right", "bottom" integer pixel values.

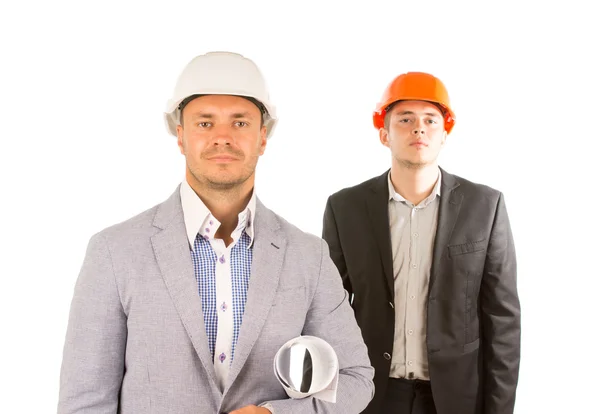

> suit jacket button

[{"left": 383, "top": 352, "right": 391, "bottom": 360}]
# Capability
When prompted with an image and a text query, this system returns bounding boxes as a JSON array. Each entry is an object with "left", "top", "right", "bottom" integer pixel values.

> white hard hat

[{"left": 164, "top": 51, "right": 278, "bottom": 139}]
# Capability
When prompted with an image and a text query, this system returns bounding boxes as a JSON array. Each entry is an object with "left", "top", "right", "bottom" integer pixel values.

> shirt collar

[
  {"left": 180, "top": 179, "right": 256, "bottom": 250},
  {"left": 388, "top": 168, "right": 442, "bottom": 207}
]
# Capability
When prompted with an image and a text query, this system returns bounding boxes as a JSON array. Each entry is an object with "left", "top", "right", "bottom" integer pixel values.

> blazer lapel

[
  {"left": 429, "top": 169, "right": 463, "bottom": 292},
  {"left": 150, "top": 187, "right": 219, "bottom": 390},
  {"left": 224, "top": 199, "right": 286, "bottom": 393},
  {"left": 366, "top": 170, "right": 395, "bottom": 299}
]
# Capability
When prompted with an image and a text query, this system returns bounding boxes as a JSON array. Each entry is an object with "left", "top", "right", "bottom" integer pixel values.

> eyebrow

[
  {"left": 393, "top": 110, "right": 441, "bottom": 117},
  {"left": 190, "top": 112, "right": 256, "bottom": 120},
  {"left": 231, "top": 112, "right": 255, "bottom": 119}
]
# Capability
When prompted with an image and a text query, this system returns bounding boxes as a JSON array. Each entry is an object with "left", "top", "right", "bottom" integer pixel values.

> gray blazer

[{"left": 58, "top": 187, "right": 375, "bottom": 414}]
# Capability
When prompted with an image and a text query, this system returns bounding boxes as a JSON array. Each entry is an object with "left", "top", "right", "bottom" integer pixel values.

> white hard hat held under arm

[{"left": 164, "top": 51, "right": 278, "bottom": 139}]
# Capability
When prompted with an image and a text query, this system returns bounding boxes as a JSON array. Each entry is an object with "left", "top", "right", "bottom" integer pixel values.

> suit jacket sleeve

[
  {"left": 58, "top": 233, "right": 127, "bottom": 414},
  {"left": 261, "top": 239, "right": 375, "bottom": 413},
  {"left": 322, "top": 196, "right": 352, "bottom": 299},
  {"left": 481, "top": 193, "right": 521, "bottom": 414}
]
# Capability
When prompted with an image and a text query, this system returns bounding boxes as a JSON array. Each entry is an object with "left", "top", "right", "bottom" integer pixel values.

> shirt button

[
  {"left": 412, "top": 264, "right": 417, "bottom": 269},
  {"left": 410, "top": 295, "right": 416, "bottom": 300},
  {"left": 219, "top": 255, "right": 226, "bottom": 264},
  {"left": 408, "top": 329, "right": 414, "bottom": 335},
  {"left": 383, "top": 352, "right": 391, "bottom": 360},
  {"left": 408, "top": 360, "right": 413, "bottom": 366}
]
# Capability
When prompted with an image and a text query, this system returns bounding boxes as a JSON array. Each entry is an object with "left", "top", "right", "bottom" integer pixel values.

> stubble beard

[
  {"left": 396, "top": 157, "right": 429, "bottom": 171},
  {"left": 189, "top": 153, "right": 260, "bottom": 193}
]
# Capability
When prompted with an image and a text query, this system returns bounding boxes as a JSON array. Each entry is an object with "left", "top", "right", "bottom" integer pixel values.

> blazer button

[{"left": 383, "top": 352, "right": 391, "bottom": 360}]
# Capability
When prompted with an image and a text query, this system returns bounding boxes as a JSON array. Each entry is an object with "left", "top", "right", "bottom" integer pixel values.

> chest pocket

[{"left": 448, "top": 239, "right": 487, "bottom": 256}]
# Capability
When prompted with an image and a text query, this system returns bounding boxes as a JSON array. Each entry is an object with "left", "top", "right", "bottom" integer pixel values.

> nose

[
  {"left": 212, "top": 125, "right": 233, "bottom": 146},
  {"left": 412, "top": 119, "right": 425, "bottom": 135}
]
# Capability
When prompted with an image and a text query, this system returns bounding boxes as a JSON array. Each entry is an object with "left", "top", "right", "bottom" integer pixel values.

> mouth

[
  {"left": 411, "top": 141, "right": 428, "bottom": 148},
  {"left": 206, "top": 154, "right": 239, "bottom": 162}
]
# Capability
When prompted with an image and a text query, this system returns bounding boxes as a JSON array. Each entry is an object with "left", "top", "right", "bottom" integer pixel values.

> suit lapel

[
  {"left": 366, "top": 171, "right": 395, "bottom": 299},
  {"left": 224, "top": 199, "right": 286, "bottom": 394},
  {"left": 150, "top": 187, "right": 219, "bottom": 390},
  {"left": 429, "top": 169, "right": 463, "bottom": 292}
]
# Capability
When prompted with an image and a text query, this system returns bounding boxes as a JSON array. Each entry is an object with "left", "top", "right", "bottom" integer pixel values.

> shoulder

[
  {"left": 88, "top": 195, "right": 170, "bottom": 248},
  {"left": 452, "top": 173, "right": 501, "bottom": 196},
  {"left": 268, "top": 208, "right": 326, "bottom": 254},
  {"left": 443, "top": 170, "right": 506, "bottom": 208},
  {"left": 327, "top": 171, "right": 388, "bottom": 206}
]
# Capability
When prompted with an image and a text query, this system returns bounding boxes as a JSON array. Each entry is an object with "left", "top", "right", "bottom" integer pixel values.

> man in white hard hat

[{"left": 58, "top": 52, "right": 374, "bottom": 414}]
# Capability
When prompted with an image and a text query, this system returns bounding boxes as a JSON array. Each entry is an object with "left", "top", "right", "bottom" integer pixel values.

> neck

[
  {"left": 389, "top": 162, "right": 439, "bottom": 206},
  {"left": 186, "top": 171, "right": 254, "bottom": 245}
]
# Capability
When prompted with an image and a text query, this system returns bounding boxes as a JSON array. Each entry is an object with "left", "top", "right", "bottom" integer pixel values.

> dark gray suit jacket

[{"left": 322, "top": 169, "right": 520, "bottom": 414}]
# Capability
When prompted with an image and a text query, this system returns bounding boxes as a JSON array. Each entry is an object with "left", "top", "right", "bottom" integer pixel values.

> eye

[
  {"left": 198, "top": 122, "right": 212, "bottom": 128},
  {"left": 399, "top": 118, "right": 411, "bottom": 123},
  {"left": 234, "top": 121, "right": 249, "bottom": 127},
  {"left": 426, "top": 119, "right": 437, "bottom": 124}
]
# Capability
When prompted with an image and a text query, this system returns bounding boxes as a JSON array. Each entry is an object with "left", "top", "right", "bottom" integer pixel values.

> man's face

[
  {"left": 176, "top": 95, "right": 267, "bottom": 191},
  {"left": 380, "top": 100, "right": 447, "bottom": 169}
]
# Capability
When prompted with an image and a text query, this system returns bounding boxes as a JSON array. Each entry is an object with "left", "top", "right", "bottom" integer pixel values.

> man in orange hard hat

[{"left": 322, "top": 72, "right": 520, "bottom": 414}]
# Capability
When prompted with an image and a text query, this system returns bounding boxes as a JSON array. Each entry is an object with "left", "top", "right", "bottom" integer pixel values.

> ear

[
  {"left": 441, "top": 130, "right": 447, "bottom": 146},
  {"left": 258, "top": 125, "right": 267, "bottom": 155},
  {"left": 379, "top": 128, "right": 391, "bottom": 148},
  {"left": 176, "top": 124, "right": 185, "bottom": 155}
]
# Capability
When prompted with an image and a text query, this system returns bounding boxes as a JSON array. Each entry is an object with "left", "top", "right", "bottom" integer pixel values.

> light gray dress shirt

[{"left": 387, "top": 169, "right": 441, "bottom": 380}]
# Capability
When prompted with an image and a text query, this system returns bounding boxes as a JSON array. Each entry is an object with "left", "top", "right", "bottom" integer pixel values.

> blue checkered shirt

[{"left": 190, "top": 229, "right": 253, "bottom": 364}]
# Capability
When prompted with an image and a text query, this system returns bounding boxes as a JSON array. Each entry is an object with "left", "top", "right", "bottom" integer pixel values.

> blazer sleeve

[
  {"left": 322, "top": 196, "right": 353, "bottom": 299},
  {"left": 261, "top": 239, "right": 375, "bottom": 413},
  {"left": 57, "top": 233, "right": 127, "bottom": 414},
  {"left": 480, "top": 193, "right": 521, "bottom": 414}
]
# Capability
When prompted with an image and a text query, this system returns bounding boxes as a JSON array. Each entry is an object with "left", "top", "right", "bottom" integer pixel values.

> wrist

[{"left": 259, "top": 402, "right": 274, "bottom": 413}]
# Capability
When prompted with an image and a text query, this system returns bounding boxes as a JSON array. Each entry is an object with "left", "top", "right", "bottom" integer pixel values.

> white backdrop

[{"left": 1, "top": 0, "right": 598, "bottom": 412}]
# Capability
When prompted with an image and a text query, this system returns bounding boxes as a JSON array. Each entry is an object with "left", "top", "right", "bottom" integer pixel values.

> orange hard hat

[{"left": 372, "top": 72, "right": 456, "bottom": 134}]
